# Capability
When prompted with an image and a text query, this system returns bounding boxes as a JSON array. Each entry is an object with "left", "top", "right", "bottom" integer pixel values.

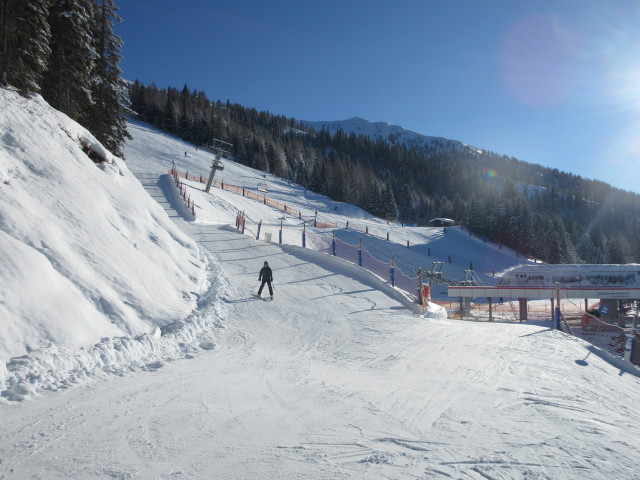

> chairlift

[
  {"left": 257, "top": 174, "right": 268, "bottom": 193},
  {"left": 203, "top": 138, "right": 233, "bottom": 158}
]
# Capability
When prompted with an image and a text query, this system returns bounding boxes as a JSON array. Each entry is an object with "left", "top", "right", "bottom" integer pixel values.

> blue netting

[
  {"left": 361, "top": 246, "right": 391, "bottom": 282},
  {"left": 394, "top": 268, "right": 419, "bottom": 299},
  {"left": 334, "top": 237, "right": 358, "bottom": 265},
  {"left": 235, "top": 224, "right": 423, "bottom": 300}
]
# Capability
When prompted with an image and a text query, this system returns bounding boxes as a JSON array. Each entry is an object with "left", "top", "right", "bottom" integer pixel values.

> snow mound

[{"left": 0, "top": 88, "right": 206, "bottom": 394}]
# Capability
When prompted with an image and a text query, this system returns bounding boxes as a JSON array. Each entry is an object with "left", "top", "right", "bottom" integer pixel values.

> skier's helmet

[{"left": 264, "top": 261, "right": 268, "bottom": 266}]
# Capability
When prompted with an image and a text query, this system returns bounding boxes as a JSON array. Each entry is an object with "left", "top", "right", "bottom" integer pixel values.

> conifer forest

[{"left": 0, "top": 0, "right": 129, "bottom": 156}]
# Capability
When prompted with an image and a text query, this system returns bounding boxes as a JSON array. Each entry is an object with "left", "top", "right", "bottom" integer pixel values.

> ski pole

[{"left": 250, "top": 280, "right": 261, "bottom": 293}]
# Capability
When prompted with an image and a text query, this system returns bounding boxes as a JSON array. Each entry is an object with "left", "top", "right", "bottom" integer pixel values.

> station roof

[
  {"left": 448, "top": 285, "right": 640, "bottom": 300},
  {"left": 449, "top": 264, "right": 640, "bottom": 300},
  {"left": 498, "top": 264, "right": 640, "bottom": 288},
  {"left": 428, "top": 217, "right": 455, "bottom": 225}
]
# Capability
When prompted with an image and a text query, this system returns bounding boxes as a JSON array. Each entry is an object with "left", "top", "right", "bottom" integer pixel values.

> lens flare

[
  {"left": 499, "top": 14, "right": 583, "bottom": 108},
  {"left": 483, "top": 169, "right": 497, "bottom": 180}
]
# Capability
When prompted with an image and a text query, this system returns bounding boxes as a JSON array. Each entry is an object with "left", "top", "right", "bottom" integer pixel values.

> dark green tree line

[{"left": 0, "top": 0, "right": 128, "bottom": 155}]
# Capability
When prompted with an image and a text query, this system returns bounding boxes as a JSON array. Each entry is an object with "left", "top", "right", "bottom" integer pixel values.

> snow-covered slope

[
  {"left": 0, "top": 88, "right": 205, "bottom": 383},
  {"left": 2, "top": 96, "right": 640, "bottom": 479},
  {"left": 302, "top": 116, "right": 481, "bottom": 154},
  {"left": 125, "top": 119, "right": 531, "bottom": 291}
]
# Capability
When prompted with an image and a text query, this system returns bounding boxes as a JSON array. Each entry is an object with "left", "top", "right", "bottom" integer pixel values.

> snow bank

[
  {"left": 0, "top": 88, "right": 206, "bottom": 394},
  {"left": 279, "top": 242, "right": 421, "bottom": 312},
  {"left": 1, "top": 258, "right": 228, "bottom": 401}
]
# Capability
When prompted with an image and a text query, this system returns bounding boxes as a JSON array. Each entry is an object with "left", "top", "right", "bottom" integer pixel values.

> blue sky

[{"left": 115, "top": 0, "right": 640, "bottom": 193}]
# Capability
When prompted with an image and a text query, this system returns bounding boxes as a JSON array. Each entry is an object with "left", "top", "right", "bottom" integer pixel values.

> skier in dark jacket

[{"left": 258, "top": 261, "right": 273, "bottom": 298}]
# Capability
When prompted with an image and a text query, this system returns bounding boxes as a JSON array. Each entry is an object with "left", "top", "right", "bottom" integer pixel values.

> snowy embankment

[{"left": 0, "top": 88, "right": 211, "bottom": 398}]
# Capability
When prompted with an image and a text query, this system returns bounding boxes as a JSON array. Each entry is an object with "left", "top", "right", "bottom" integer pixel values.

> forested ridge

[{"left": 130, "top": 81, "right": 640, "bottom": 265}]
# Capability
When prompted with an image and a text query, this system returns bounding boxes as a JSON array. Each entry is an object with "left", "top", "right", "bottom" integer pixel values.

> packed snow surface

[{"left": 1, "top": 88, "right": 640, "bottom": 479}]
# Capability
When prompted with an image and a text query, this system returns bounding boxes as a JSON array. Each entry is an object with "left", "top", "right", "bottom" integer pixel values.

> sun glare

[
  {"left": 606, "top": 65, "right": 640, "bottom": 112},
  {"left": 499, "top": 14, "right": 582, "bottom": 108}
]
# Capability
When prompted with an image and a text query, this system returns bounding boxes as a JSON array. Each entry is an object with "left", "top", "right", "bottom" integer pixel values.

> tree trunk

[{"left": 0, "top": 0, "right": 9, "bottom": 86}]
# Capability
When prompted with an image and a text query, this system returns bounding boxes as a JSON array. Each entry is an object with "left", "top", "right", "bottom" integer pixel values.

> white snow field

[{"left": 1, "top": 88, "right": 640, "bottom": 479}]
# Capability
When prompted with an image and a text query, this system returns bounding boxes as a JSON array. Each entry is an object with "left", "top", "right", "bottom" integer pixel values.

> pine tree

[
  {"left": 396, "top": 183, "right": 418, "bottom": 224},
  {"left": 129, "top": 80, "right": 146, "bottom": 117},
  {"left": 364, "top": 182, "right": 385, "bottom": 218},
  {"left": 607, "top": 232, "right": 632, "bottom": 264},
  {"left": 0, "top": 0, "right": 52, "bottom": 94},
  {"left": 545, "top": 216, "right": 575, "bottom": 264},
  {"left": 576, "top": 233, "right": 596, "bottom": 263},
  {"left": 42, "top": 0, "right": 95, "bottom": 121},
  {"left": 161, "top": 94, "right": 176, "bottom": 133},
  {"left": 266, "top": 141, "right": 287, "bottom": 178},
  {"left": 86, "top": 0, "right": 129, "bottom": 156},
  {"left": 516, "top": 203, "right": 535, "bottom": 256},
  {"left": 381, "top": 183, "right": 397, "bottom": 221}
]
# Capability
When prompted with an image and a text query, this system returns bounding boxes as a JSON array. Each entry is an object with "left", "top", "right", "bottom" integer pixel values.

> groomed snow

[{"left": 1, "top": 88, "right": 640, "bottom": 479}]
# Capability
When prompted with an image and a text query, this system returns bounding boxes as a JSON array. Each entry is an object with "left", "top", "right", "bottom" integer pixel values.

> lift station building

[{"left": 448, "top": 264, "right": 640, "bottom": 321}]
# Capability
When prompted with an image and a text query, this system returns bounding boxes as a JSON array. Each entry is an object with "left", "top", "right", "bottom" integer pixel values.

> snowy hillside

[
  {"left": 0, "top": 88, "right": 205, "bottom": 390},
  {"left": 125, "top": 119, "right": 530, "bottom": 292},
  {"left": 303, "top": 116, "right": 481, "bottom": 154},
  {"left": 2, "top": 92, "right": 640, "bottom": 479}
]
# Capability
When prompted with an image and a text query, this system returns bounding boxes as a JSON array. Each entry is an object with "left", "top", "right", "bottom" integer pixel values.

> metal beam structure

[
  {"left": 203, "top": 138, "right": 232, "bottom": 194},
  {"left": 448, "top": 286, "right": 640, "bottom": 300}
]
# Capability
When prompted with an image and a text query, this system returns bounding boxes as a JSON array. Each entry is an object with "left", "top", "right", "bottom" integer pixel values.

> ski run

[{"left": 1, "top": 88, "right": 640, "bottom": 479}]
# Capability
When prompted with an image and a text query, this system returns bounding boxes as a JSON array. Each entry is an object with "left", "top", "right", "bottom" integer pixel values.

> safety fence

[
  {"left": 172, "top": 168, "right": 501, "bottom": 250},
  {"left": 235, "top": 212, "right": 426, "bottom": 304},
  {"left": 180, "top": 169, "right": 635, "bottom": 352},
  {"left": 171, "top": 167, "right": 196, "bottom": 215},
  {"left": 435, "top": 295, "right": 640, "bottom": 366},
  {"left": 329, "top": 237, "right": 419, "bottom": 297},
  {"left": 173, "top": 168, "right": 530, "bottom": 276},
  {"left": 173, "top": 168, "right": 338, "bottom": 228},
  {"left": 231, "top": 188, "right": 640, "bottom": 366},
  {"left": 559, "top": 299, "right": 640, "bottom": 366}
]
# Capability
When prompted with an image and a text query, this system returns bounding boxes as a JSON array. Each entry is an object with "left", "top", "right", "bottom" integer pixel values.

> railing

[
  {"left": 556, "top": 293, "right": 640, "bottom": 367},
  {"left": 226, "top": 180, "right": 640, "bottom": 366},
  {"left": 173, "top": 168, "right": 505, "bottom": 258},
  {"left": 170, "top": 167, "right": 196, "bottom": 215},
  {"left": 173, "top": 168, "right": 338, "bottom": 228},
  {"left": 234, "top": 211, "right": 423, "bottom": 303},
  {"left": 562, "top": 311, "right": 640, "bottom": 365}
]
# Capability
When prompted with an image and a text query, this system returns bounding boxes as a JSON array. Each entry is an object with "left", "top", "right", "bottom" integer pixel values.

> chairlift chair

[{"left": 257, "top": 174, "right": 268, "bottom": 193}]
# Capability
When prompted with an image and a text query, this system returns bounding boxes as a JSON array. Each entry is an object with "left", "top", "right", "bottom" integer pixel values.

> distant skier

[{"left": 257, "top": 261, "right": 273, "bottom": 299}]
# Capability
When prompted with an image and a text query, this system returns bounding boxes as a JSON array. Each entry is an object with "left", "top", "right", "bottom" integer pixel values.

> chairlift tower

[{"left": 204, "top": 138, "right": 233, "bottom": 193}]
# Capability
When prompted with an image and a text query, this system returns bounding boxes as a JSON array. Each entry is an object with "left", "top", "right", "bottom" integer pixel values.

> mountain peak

[
  {"left": 301, "top": 117, "right": 478, "bottom": 155},
  {"left": 345, "top": 116, "right": 369, "bottom": 123}
]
